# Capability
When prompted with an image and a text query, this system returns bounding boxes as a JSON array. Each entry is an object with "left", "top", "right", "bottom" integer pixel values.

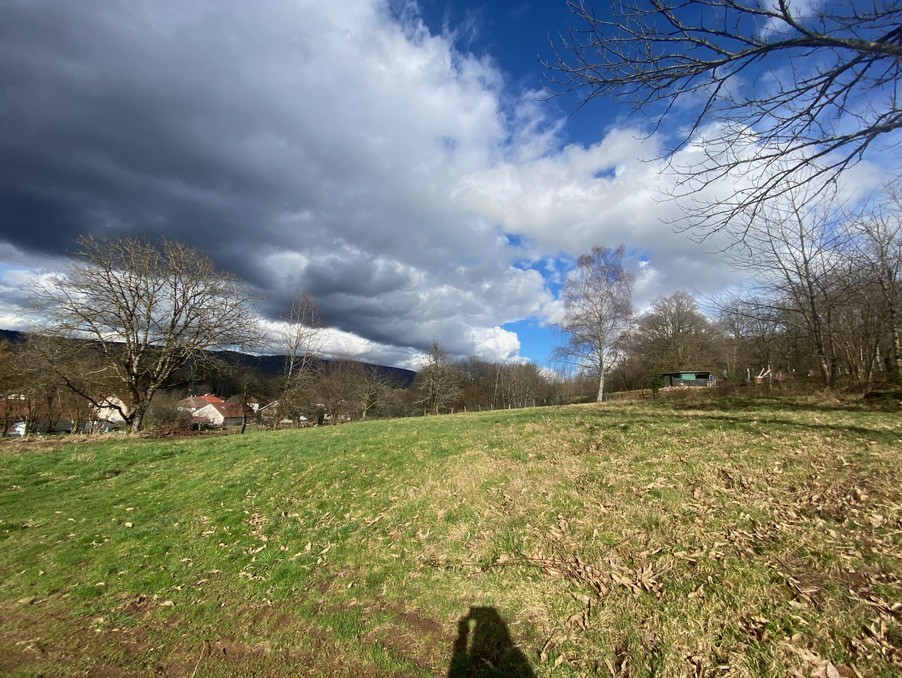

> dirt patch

[
  {"left": 211, "top": 638, "right": 271, "bottom": 659},
  {"left": 0, "top": 647, "right": 40, "bottom": 674},
  {"left": 395, "top": 609, "right": 443, "bottom": 636},
  {"left": 155, "top": 637, "right": 388, "bottom": 678},
  {"left": 360, "top": 602, "right": 451, "bottom": 674},
  {"left": 88, "top": 666, "right": 131, "bottom": 678},
  {"left": 116, "top": 593, "right": 154, "bottom": 617}
]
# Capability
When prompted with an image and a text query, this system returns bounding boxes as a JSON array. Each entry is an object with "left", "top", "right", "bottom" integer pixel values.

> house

[
  {"left": 1, "top": 393, "right": 84, "bottom": 435},
  {"left": 259, "top": 400, "right": 307, "bottom": 427},
  {"left": 192, "top": 401, "right": 246, "bottom": 428},
  {"left": 660, "top": 371, "right": 716, "bottom": 388},
  {"left": 1, "top": 392, "right": 132, "bottom": 435},
  {"left": 93, "top": 395, "right": 128, "bottom": 431},
  {"left": 177, "top": 394, "right": 224, "bottom": 414},
  {"left": 1, "top": 394, "right": 28, "bottom": 435}
]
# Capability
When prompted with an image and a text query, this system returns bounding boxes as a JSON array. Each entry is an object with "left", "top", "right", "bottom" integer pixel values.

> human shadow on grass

[{"left": 447, "top": 606, "right": 534, "bottom": 677}]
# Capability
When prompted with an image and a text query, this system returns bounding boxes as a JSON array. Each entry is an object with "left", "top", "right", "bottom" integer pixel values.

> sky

[{"left": 0, "top": 0, "right": 890, "bottom": 369}]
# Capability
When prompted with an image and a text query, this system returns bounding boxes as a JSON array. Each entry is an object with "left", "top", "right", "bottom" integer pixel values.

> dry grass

[{"left": 0, "top": 393, "right": 899, "bottom": 676}]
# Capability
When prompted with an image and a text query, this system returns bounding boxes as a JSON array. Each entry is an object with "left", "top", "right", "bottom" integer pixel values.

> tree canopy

[
  {"left": 556, "top": 244, "right": 633, "bottom": 402},
  {"left": 31, "top": 235, "right": 259, "bottom": 431}
]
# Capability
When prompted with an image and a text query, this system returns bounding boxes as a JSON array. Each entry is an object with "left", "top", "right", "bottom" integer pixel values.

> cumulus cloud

[
  {"left": 452, "top": 127, "right": 745, "bottom": 308},
  {"left": 0, "top": 0, "right": 550, "bottom": 361},
  {"left": 759, "top": 0, "right": 824, "bottom": 36},
  {"left": 0, "top": 1, "right": 881, "bottom": 366}
]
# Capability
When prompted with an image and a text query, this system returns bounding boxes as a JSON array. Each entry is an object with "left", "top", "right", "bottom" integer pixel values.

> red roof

[
  {"left": 192, "top": 401, "right": 246, "bottom": 423},
  {"left": 178, "top": 394, "right": 224, "bottom": 411},
  {"left": 214, "top": 402, "right": 246, "bottom": 418}
]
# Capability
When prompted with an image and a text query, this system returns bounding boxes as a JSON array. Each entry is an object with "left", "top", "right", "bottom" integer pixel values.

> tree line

[
  {"left": 0, "top": 235, "right": 580, "bottom": 434},
  {"left": 545, "top": 0, "right": 900, "bottom": 400},
  {"left": 0, "top": 329, "right": 575, "bottom": 436},
  {"left": 3, "top": 182, "right": 897, "bottom": 436},
  {"left": 557, "top": 188, "right": 901, "bottom": 399},
  {"left": 6, "top": 0, "right": 899, "bottom": 430}
]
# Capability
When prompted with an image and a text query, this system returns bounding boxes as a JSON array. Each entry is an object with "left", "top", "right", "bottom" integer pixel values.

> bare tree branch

[
  {"left": 547, "top": 0, "right": 902, "bottom": 237},
  {"left": 30, "top": 235, "right": 260, "bottom": 431},
  {"left": 554, "top": 244, "right": 633, "bottom": 402}
]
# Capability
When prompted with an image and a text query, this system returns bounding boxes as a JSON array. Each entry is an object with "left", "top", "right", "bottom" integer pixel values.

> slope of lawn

[{"left": 0, "top": 394, "right": 899, "bottom": 676}]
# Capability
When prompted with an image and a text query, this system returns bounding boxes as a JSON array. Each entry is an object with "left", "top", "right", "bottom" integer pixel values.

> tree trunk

[
  {"left": 888, "top": 305, "right": 902, "bottom": 377},
  {"left": 127, "top": 396, "right": 151, "bottom": 433},
  {"left": 596, "top": 371, "right": 605, "bottom": 403},
  {"left": 816, "top": 353, "right": 832, "bottom": 388}
]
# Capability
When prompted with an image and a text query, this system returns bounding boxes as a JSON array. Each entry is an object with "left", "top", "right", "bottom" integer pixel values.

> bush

[{"left": 144, "top": 392, "right": 193, "bottom": 433}]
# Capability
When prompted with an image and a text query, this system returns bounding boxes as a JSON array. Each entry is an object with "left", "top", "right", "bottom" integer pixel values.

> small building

[
  {"left": 177, "top": 394, "right": 224, "bottom": 414},
  {"left": 660, "top": 371, "right": 716, "bottom": 388},
  {"left": 192, "top": 401, "right": 246, "bottom": 428},
  {"left": 91, "top": 395, "right": 129, "bottom": 432},
  {"left": 259, "top": 400, "right": 308, "bottom": 427}
]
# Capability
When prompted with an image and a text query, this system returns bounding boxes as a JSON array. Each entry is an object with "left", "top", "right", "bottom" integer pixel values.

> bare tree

[
  {"left": 0, "top": 340, "right": 25, "bottom": 435},
  {"left": 831, "top": 270, "right": 885, "bottom": 385},
  {"left": 847, "top": 187, "right": 902, "bottom": 376},
  {"left": 271, "top": 292, "right": 324, "bottom": 429},
  {"left": 724, "top": 185, "right": 848, "bottom": 386},
  {"left": 556, "top": 244, "right": 633, "bottom": 402},
  {"left": 633, "top": 291, "right": 716, "bottom": 377},
  {"left": 358, "top": 364, "right": 402, "bottom": 420},
  {"left": 548, "top": 0, "right": 902, "bottom": 236},
  {"left": 455, "top": 356, "right": 497, "bottom": 410},
  {"left": 414, "top": 341, "right": 461, "bottom": 415},
  {"left": 497, "top": 362, "right": 545, "bottom": 409},
  {"left": 31, "top": 235, "right": 259, "bottom": 432},
  {"left": 714, "top": 296, "right": 797, "bottom": 383},
  {"left": 314, "top": 358, "right": 366, "bottom": 424}
]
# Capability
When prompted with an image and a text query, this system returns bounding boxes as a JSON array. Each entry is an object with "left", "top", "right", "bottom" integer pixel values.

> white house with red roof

[
  {"left": 191, "top": 401, "right": 245, "bottom": 427},
  {"left": 177, "top": 394, "right": 224, "bottom": 414}
]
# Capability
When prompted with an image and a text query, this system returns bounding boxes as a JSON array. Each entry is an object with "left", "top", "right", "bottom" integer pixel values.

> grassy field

[{"left": 0, "top": 394, "right": 899, "bottom": 677}]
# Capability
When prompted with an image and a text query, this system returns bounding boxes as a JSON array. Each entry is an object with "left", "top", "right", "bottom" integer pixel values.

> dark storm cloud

[
  {"left": 0, "top": 0, "right": 551, "bottom": 363},
  {"left": 0, "top": 1, "right": 756, "bottom": 365}
]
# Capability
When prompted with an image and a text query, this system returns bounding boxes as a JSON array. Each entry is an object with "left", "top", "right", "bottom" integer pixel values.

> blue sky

[
  {"left": 0, "top": 0, "right": 891, "bottom": 369},
  {"left": 415, "top": 2, "right": 611, "bottom": 145}
]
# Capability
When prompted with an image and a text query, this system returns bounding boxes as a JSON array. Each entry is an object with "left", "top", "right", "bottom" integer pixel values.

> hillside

[
  {"left": 0, "top": 395, "right": 899, "bottom": 676},
  {"left": 0, "top": 329, "right": 417, "bottom": 387}
]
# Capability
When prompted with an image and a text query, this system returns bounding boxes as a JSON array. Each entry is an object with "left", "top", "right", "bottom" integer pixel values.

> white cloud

[
  {"left": 451, "top": 126, "right": 745, "bottom": 310},
  {"left": 0, "top": 268, "right": 58, "bottom": 331},
  {"left": 0, "top": 0, "right": 889, "bottom": 368},
  {"left": 759, "top": 0, "right": 824, "bottom": 36},
  {"left": 470, "top": 326, "right": 521, "bottom": 362}
]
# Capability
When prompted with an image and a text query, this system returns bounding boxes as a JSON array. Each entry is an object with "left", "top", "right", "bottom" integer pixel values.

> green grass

[{"left": 1, "top": 394, "right": 900, "bottom": 676}]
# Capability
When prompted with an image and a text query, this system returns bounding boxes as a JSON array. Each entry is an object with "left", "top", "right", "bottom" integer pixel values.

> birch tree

[{"left": 556, "top": 244, "right": 633, "bottom": 402}]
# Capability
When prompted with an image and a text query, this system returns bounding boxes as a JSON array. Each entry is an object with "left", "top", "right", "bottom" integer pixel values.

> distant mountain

[
  {"left": 210, "top": 349, "right": 416, "bottom": 387},
  {"left": 0, "top": 329, "right": 24, "bottom": 344},
  {"left": 0, "top": 329, "right": 416, "bottom": 387}
]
